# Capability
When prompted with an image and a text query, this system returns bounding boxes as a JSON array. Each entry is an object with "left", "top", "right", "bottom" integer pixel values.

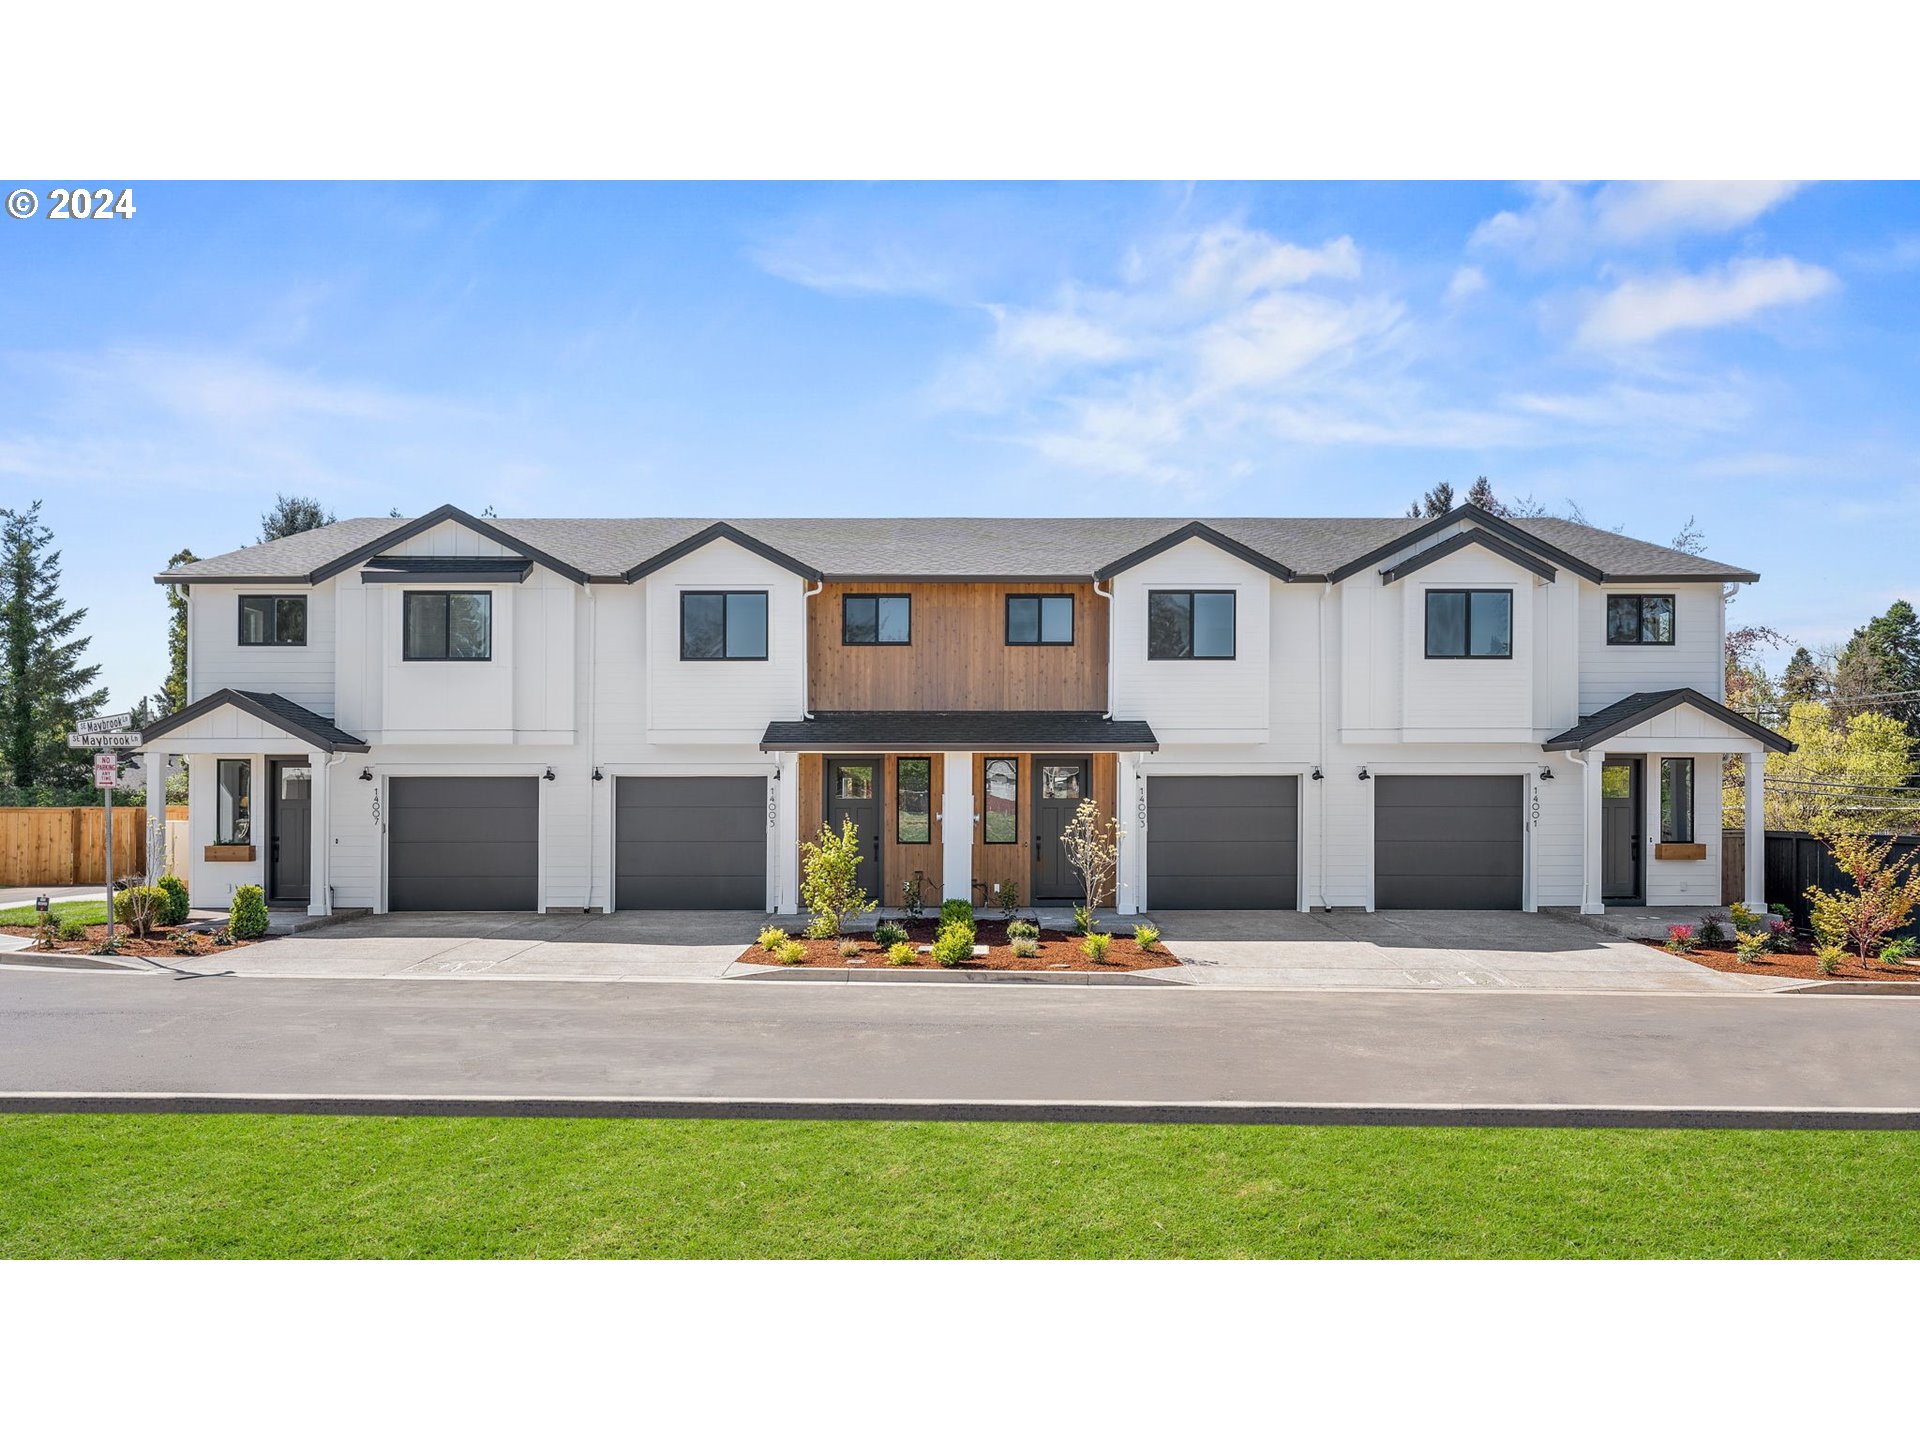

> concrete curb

[
  {"left": 734, "top": 966, "right": 1180, "bottom": 986},
  {"left": 2, "top": 1092, "right": 1917, "bottom": 1129}
]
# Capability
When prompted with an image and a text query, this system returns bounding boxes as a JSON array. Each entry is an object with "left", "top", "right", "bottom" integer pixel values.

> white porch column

[
  {"left": 940, "top": 752, "right": 973, "bottom": 903},
  {"left": 776, "top": 754, "right": 799, "bottom": 915},
  {"left": 308, "top": 751, "right": 331, "bottom": 915},
  {"left": 1115, "top": 753, "right": 1141, "bottom": 915},
  {"left": 1581, "top": 749, "right": 1606, "bottom": 914},
  {"left": 142, "top": 749, "right": 170, "bottom": 881},
  {"left": 1743, "top": 751, "right": 1766, "bottom": 910}
]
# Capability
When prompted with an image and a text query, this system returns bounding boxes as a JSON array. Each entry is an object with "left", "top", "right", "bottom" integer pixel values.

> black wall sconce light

[
  {"left": 1310, "top": 767, "right": 1323, "bottom": 781},
  {"left": 542, "top": 767, "right": 556, "bottom": 781},
  {"left": 592, "top": 766, "right": 604, "bottom": 781},
  {"left": 358, "top": 767, "right": 373, "bottom": 782},
  {"left": 1356, "top": 766, "right": 1371, "bottom": 781},
  {"left": 1539, "top": 766, "right": 1555, "bottom": 781}
]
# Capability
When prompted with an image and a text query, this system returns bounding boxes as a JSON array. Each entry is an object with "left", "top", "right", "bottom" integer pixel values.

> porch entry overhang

[
  {"left": 136, "top": 688, "right": 371, "bottom": 753},
  {"left": 1542, "top": 688, "right": 1793, "bottom": 755},
  {"left": 759, "top": 711, "right": 1158, "bottom": 753}
]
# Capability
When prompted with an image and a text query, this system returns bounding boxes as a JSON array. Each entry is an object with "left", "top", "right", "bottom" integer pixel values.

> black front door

[
  {"left": 1601, "top": 759, "right": 1642, "bottom": 902},
  {"left": 1031, "top": 756, "right": 1090, "bottom": 902},
  {"left": 270, "top": 759, "right": 312, "bottom": 903},
  {"left": 825, "top": 757, "right": 882, "bottom": 901}
]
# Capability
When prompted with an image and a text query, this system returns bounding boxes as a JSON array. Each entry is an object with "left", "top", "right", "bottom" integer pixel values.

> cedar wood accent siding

[
  {"left": 970, "top": 752, "right": 1117, "bottom": 906},
  {"left": 807, "top": 582, "right": 1106, "bottom": 712},
  {"left": 797, "top": 751, "right": 946, "bottom": 909}
]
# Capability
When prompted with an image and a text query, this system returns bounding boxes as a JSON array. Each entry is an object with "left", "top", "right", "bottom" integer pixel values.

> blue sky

[{"left": 3, "top": 180, "right": 1916, "bottom": 711}]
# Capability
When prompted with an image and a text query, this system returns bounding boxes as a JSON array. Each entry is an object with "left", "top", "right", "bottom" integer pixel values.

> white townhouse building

[{"left": 137, "top": 502, "right": 1790, "bottom": 921}]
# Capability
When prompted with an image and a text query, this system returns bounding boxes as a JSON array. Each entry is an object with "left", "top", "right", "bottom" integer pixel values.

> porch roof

[
  {"left": 137, "top": 689, "right": 372, "bottom": 753},
  {"left": 759, "top": 711, "right": 1159, "bottom": 752},
  {"left": 1543, "top": 687, "right": 1792, "bottom": 754}
]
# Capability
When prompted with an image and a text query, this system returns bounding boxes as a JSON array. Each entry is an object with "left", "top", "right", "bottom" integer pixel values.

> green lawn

[
  {"left": 1, "top": 1115, "right": 1913, "bottom": 1258},
  {"left": 0, "top": 899, "right": 108, "bottom": 928}
]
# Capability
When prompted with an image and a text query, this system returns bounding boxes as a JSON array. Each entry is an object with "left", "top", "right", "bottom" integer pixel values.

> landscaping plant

[
  {"left": 995, "top": 879, "right": 1019, "bottom": 921},
  {"left": 1766, "top": 918, "right": 1794, "bottom": 952},
  {"left": 799, "top": 819, "right": 877, "bottom": 937},
  {"left": 757, "top": 925, "right": 788, "bottom": 952},
  {"left": 35, "top": 913, "right": 57, "bottom": 950},
  {"left": 803, "top": 915, "right": 838, "bottom": 940},
  {"left": 939, "top": 898, "right": 974, "bottom": 930},
  {"left": 1805, "top": 829, "right": 1920, "bottom": 959},
  {"left": 155, "top": 873, "right": 191, "bottom": 927},
  {"left": 836, "top": 938, "right": 862, "bottom": 959},
  {"left": 930, "top": 922, "right": 974, "bottom": 968},
  {"left": 873, "top": 920, "right": 907, "bottom": 948},
  {"left": 1734, "top": 930, "right": 1769, "bottom": 965},
  {"left": 1814, "top": 945, "right": 1845, "bottom": 976},
  {"left": 774, "top": 939, "right": 807, "bottom": 965},
  {"left": 56, "top": 917, "right": 87, "bottom": 943},
  {"left": 1081, "top": 930, "right": 1113, "bottom": 963},
  {"left": 1878, "top": 935, "right": 1918, "bottom": 965},
  {"left": 1072, "top": 904, "right": 1096, "bottom": 936},
  {"left": 1059, "top": 797, "right": 1118, "bottom": 920},
  {"left": 899, "top": 874, "right": 925, "bottom": 920},
  {"left": 1663, "top": 923, "right": 1696, "bottom": 954},
  {"left": 1696, "top": 914, "right": 1727, "bottom": 946},
  {"left": 113, "top": 885, "right": 168, "bottom": 938},
  {"left": 1006, "top": 919, "right": 1039, "bottom": 942},
  {"left": 1728, "top": 902, "right": 1762, "bottom": 933},
  {"left": 1010, "top": 935, "right": 1040, "bottom": 960},
  {"left": 1133, "top": 922, "right": 1161, "bottom": 952},
  {"left": 169, "top": 931, "right": 199, "bottom": 956},
  {"left": 228, "top": 885, "right": 270, "bottom": 940},
  {"left": 885, "top": 941, "right": 915, "bottom": 966}
]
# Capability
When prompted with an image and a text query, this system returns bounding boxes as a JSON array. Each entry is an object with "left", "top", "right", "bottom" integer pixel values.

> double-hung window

[
  {"left": 1606, "top": 594, "right": 1676, "bottom": 645},
  {"left": 681, "top": 591, "right": 768, "bottom": 660},
  {"left": 1148, "top": 591, "right": 1235, "bottom": 659},
  {"left": 238, "top": 595, "right": 307, "bottom": 646},
  {"left": 1006, "top": 594, "right": 1074, "bottom": 646},
  {"left": 216, "top": 759, "right": 252, "bottom": 844},
  {"left": 1661, "top": 758, "right": 1696, "bottom": 843},
  {"left": 1424, "top": 589, "right": 1512, "bottom": 658},
  {"left": 403, "top": 592, "right": 491, "bottom": 660},
  {"left": 843, "top": 594, "right": 911, "bottom": 646}
]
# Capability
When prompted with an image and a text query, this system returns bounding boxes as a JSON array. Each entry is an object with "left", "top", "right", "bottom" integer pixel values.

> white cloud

[
  {"left": 1444, "top": 265, "right": 1486, "bottom": 302},
  {"left": 986, "top": 305, "right": 1133, "bottom": 364},
  {"left": 1576, "top": 256, "right": 1836, "bottom": 347},
  {"left": 1473, "top": 181, "right": 1805, "bottom": 262}
]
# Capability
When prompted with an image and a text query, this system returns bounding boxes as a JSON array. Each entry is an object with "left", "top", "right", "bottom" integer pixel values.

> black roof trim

[
  {"left": 759, "top": 711, "right": 1159, "bottom": 753},
  {"left": 1605, "top": 571, "right": 1761, "bottom": 585},
  {"left": 359, "top": 554, "right": 533, "bottom": 584},
  {"left": 1094, "top": 521, "right": 1298, "bottom": 583},
  {"left": 1543, "top": 687, "right": 1793, "bottom": 754},
  {"left": 1329, "top": 505, "right": 1606, "bottom": 585},
  {"left": 623, "top": 521, "right": 823, "bottom": 584},
  {"left": 309, "top": 505, "right": 591, "bottom": 586},
  {"left": 1380, "top": 528, "right": 1558, "bottom": 584},
  {"left": 137, "top": 689, "right": 371, "bottom": 753}
]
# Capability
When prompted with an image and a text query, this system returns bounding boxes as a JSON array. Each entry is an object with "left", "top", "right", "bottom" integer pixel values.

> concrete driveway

[{"left": 1152, "top": 908, "right": 1792, "bottom": 993}]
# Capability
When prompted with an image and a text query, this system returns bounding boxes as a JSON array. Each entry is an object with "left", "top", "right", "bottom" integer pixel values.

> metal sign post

[{"left": 95, "top": 750, "right": 119, "bottom": 944}]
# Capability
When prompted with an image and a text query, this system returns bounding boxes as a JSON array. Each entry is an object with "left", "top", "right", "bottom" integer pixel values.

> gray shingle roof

[
  {"left": 139, "top": 688, "right": 370, "bottom": 753},
  {"left": 1543, "top": 688, "right": 1792, "bottom": 753},
  {"left": 155, "top": 505, "right": 1761, "bottom": 586},
  {"left": 760, "top": 712, "right": 1159, "bottom": 751}
]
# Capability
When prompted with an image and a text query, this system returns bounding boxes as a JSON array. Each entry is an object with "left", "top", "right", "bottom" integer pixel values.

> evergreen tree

[
  {"left": 153, "top": 547, "right": 196, "bottom": 716},
  {"left": 1838, "top": 599, "right": 1920, "bottom": 735},
  {"left": 1463, "top": 476, "right": 1511, "bottom": 516},
  {"left": 1781, "top": 645, "right": 1828, "bottom": 705},
  {"left": 0, "top": 501, "right": 107, "bottom": 792},
  {"left": 260, "top": 493, "right": 335, "bottom": 542},
  {"left": 1406, "top": 480, "right": 1454, "bottom": 518}
]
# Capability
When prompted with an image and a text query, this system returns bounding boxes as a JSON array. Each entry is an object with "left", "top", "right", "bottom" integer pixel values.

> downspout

[
  {"left": 800, "top": 578, "right": 824, "bottom": 718},
  {"left": 1318, "top": 579, "right": 1332, "bottom": 911},
  {"left": 583, "top": 582, "right": 598, "bottom": 912},
  {"left": 320, "top": 751, "right": 344, "bottom": 913},
  {"left": 1092, "top": 577, "right": 1114, "bottom": 717},
  {"left": 1565, "top": 748, "right": 1592, "bottom": 914}
]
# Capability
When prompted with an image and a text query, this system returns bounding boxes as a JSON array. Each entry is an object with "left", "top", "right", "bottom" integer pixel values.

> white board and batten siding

[
  {"left": 1579, "top": 583, "right": 1726, "bottom": 712},
  {"left": 1109, "top": 538, "right": 1271, "bottom": 743},
  {"left": 188, "top": 582, "right": 337, "bottom": 712},
  {"left": 643, "top": 537, "right": 806, "bottom": 745}
]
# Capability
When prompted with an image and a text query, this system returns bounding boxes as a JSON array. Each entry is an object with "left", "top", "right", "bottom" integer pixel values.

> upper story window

[
  {"left": 681, "top": 590, "right": 768, "bottom": 661},
  {"left": 1606, "top": 594, "right": 1675, "bottom": 646},
  {"left": 1006, "top": 594, "right": 1074, "bottom": 646},
  {"left": 843, "top": 594, "right": 911, "bottom": 646},
  {"left": 1148, "top": 590, "right": 1235, "bottom": 660},
  {"left": 1425, "top": 589, "right": 1512, "bottom": 659},
  {"left": 238, "top": 595, "right": 307, "bottom": 646},
  {"left": 403, "top": 591, "right": 491, "bottom": 661}
]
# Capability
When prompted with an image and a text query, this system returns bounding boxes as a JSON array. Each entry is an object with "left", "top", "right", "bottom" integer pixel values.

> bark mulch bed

[
  {"left": 1640, "top": 937, "right": 1920, "bottom": 983},
  {"left": 0, "top": 921, "right": 257, "bottom": 962},
  {"left": 741, "top": 918, "right": 1177, "bottom": 972}
]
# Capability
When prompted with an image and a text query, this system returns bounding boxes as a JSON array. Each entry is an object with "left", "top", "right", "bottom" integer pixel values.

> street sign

[
  {"left": 93, "top": 752, "right": 119, "bottom": 789},
  {"left": 68, "top": 730, "right": 142, "bottom": 749},
  {"left": 78, "top": 713, "right": 133, "bottom": 734}
]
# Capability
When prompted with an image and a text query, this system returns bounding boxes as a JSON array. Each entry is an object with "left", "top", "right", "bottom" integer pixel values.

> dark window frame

[
  {"left": 1423, "top": 588, "right": 1514, "bottom": 660},
  {"left": 1005, "top": 594, "right": 1076, "bottom": 647},
  {"left": 679, "top": 590, "right": 770, "bottom": 662},
  {"left": 237, "top": 594, "right": 308, "bottom": 647},
  {"left": 1661, "top": 757, "right": 1696, "bottom": 843},
  {"left": 1605, "top": 593, "right": 1678, "bottom": 647},
  {"left": 895, "top": 756, "right": 933, "bottom": 845},
  {"left": 401, "top": 590, "right": 492, "bottom": 662},
  {"left": 1147, "top": 590, "right": 1237, "bottom": 660},
  {"left": 982, "top": 756, "right": 1019, "bottom": 845},
  {"left": 216, "top": 758, "right": 252, "bottom": 845},
  {"left": 841, "top": 593, "right": 913, "bottom": 647}
]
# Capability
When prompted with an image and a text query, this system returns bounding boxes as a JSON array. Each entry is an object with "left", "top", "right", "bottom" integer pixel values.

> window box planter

[
  {"left": 203, "top": 844, "right": 256, "bottom": 862},
  {"left": 1654, "top": 842, "right": 1707, "bottom": 861}
]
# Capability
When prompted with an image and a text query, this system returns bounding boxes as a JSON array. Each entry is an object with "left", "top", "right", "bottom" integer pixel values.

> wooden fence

[
  {"left": 1723, "top": 827, "right": 1920, "bottom": 940},
  {"left": 0, "top": 806, "right": 189, "bottom": 887}
]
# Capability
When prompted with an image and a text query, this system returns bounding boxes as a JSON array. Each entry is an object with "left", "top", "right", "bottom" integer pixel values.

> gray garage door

[
  {"left": 616, "top": 776, "right": 768, "bottom": 910},
  {"left": 388, "top": 776, "right": 539, "bottom": 911},
  {"left": 1147, "top": 775, "right": 1298, "bottom": 909},
  {"left": 1374, "top": 775, "right": 1522, "bottom": 909}
]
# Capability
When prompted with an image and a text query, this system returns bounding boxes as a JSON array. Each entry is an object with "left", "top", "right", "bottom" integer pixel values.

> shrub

[
  {"left": 57, "top": 916, "right": 87, "bottom": 942},
  {"left": 155, "top": 873, "right": 191, "bottom": 927},
  {"left": 90, "top": 935, "right": 120, "bottom": 956},
  {"left": 899, "top": 874, "right": 925, "bottom": 920},
  {"left": 1006, "top": 919, "right": 1040, "bottom": 941},
  {"left": 799, "top": 820, "right": 877, "bottom": 937},
  {"left": 836, "top": 938, "right": 862, "bottom": 959},
  {"left": 930, "top": 922, "right": 975, "bottom": 968},
  {"left": 228, "top": 885, "right": 270, "bottom": 940},
  {"left": 1728, "top": 902, "right": 1762, "bottom": 933},
  {"left": 1814, "top": 945, "right": 1845, "bottom": 976},
  {"left": 1081, "top": 930, "right": 1113, "bottom": 963},
  {"left": 757, "top": 925, "right": 788, "bottom": 952},
  {"left": 1072, "top": 904, "right": 1096, "bottom": 936},
  {"left": 873, "top": 920, "right": 907, "bottom": 948},
  {"left": 169, "top": 931, "right": 200, "bottom": 956},
  {"left": 1806, "top": 830, "right": 1920, "bottom": 958},
  {"left": 1133, "top": 922, "right": 1161, "bottom": 952},
  {"left": 211, "top": 926, "right": 234, "bottom": 946},
  {"left": 1878, "top": 935, "right": 1918, "bottom": 965},
  {"left": 995, "top": 879, "right": 1020, "bottom": 920},
  {"left": 1769, "top": 902, "right": 1794, "bottom": 921},
  {"left": 1010, "top": 935, "right": 1040, "bottom": 960},
  {"left": 1733, "top": 930, "right": 1769, "bottom": 965},
  {"left": 886, "top": 941, "right": 916, "bottom": 966},
  {"left": 35, "top": 912, "right": 58, "bottom": 950},
  {"left": 114, "top": 885, "right": 168, "bottom": 938},
  {"left": 1766, "top": 918, "right": 1794, "bottom": 953},
  {"left": 803, "top": 915, "right": 838, "bottom": 940},
  {"left": 939, "top": 898, "right": 974, "bottom": 929},
  {"left": 1663, "top": 923, "right": 1696, "bottom": 954},
  {"left": 774, "top": 939, "right": 807, "bottom": 965},
  {"left": 1696, "top": 914, "right": 1727, "bottom": 946}
]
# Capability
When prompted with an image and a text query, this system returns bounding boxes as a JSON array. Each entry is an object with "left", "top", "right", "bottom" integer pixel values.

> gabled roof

[
  {"left": 760, "top": 711, "right": 1159, "bottom": 752},
  {"left": 1379, "top": 528, "right": 1557, "bottom": 584},
  {"left": 1543, "top": 688, "right": 1793, "bottom": 754},
  {"left": 138, "top": 689, "right": 371, "bottom": 753},
  {"left": 1093, "top": 521, "right": 1297, "bottom": 582},
  {"left": 1330, "top": 504, "right": 1604, "bottom": 585},
  {"left": 621, "top": 521, "right": 822, "bottom": 584}
]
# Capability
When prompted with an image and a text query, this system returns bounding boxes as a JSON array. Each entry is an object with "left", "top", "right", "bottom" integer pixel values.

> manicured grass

[
  {"left": 2, "top": 1115, "right": 1915, "bottom": 1258},
  {"left": 0, "top": 899, "right": 108, "bottom": 927}
]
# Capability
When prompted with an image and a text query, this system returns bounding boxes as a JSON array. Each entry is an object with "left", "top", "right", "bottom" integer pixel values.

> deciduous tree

[{"left": 259, "top": 494, "right": 335, "bottom": 543}]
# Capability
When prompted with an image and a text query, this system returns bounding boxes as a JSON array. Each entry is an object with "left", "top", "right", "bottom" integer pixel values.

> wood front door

[
  {"left": 1601, "top": 759, "right": 1642, "bottom": 902},
  {"left": 825, "top": 756, "right": 883, "bottom": 901},
  {"left": 269, "top": 759, "right": 312, "bottom": 903},
  {"left": 1031, "top": 756, "right": 1090, "bottom": 903}
]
